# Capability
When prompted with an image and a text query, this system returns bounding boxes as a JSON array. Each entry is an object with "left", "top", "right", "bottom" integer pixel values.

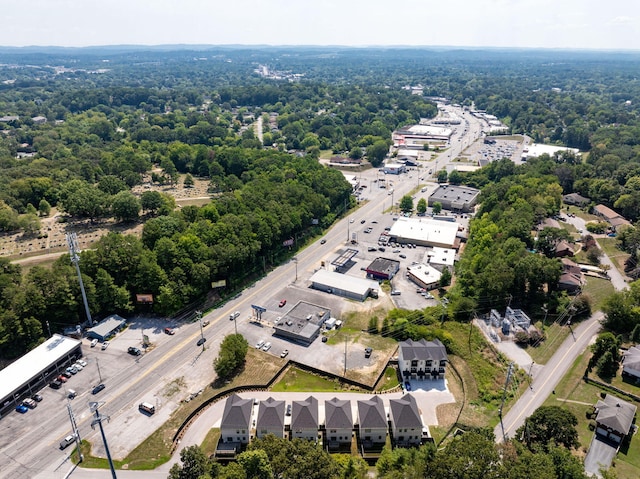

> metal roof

[
  {"left": 0, "top": 334, "right": 81, "bottom": 402},
  {"left": 310, "top": 270, "right": 379, "bottom": 297},
  {"left": 388, "top": 217, "right": 459, "bottom": 248}
]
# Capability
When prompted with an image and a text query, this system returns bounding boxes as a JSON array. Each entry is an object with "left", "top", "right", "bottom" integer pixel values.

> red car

[
  {"left": 57, "top": 374, "right": 68, "bottom": 383},
  {"left": 279, "top": 299, "right": 287, "bottom": 308},
  {"left": 164, "top": 327, "right": 175, "bottom": 335}
]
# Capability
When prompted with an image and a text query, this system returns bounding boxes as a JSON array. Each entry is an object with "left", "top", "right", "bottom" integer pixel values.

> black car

[
  {"left": 31, "top": 393, "right": 43, "bottom": 402},
  {"left": 360, "top": 219, "right": 366, "bottom": 224},
  {"left": 92, "top": 383, "right": 106, "bottom": 395},
  {"left": 320, "top": 239, "right": 326, "bottom": 244},
  {"left": 365, "top": 347, "right": 373, "bottom": 358},
  {"left": 128, "top": 346, "right": 142, "bottom": 356},
  {"left": 49, "top": 379, "right": 62, "bottom": 389},
  {"left": 197, "top": 337, "right": 207, "bottom": 346}
]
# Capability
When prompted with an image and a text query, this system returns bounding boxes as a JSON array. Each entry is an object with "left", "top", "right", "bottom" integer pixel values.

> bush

[{"left": 515, "top": 331, "right": 530, "bottom": 345}]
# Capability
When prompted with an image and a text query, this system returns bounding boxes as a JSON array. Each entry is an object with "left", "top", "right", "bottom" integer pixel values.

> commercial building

[
  {"left": 309, "top": 270, "right": 379, "bottom": 302},
  {"left": 382, "top": 163, "right": 406, "bottom": 175},
  {"left": 388, "top": 217, "right": 460, "bottom": 249},
  {"left": 0, "top": 334, "right": 82, "bottom": 418},
  {"left": 86, "top": 314, "right": 127, "bottom": 342},
  {"left": 273, "top": 301, "right": 331, "bottom": 345},
  {"left": 392, "top": 124, "right": 453, "bottom": 148},
  {"left": 423, "top": 247, "right": 456, "bottom": 271},
  {"left": 365, "top": 257, "right": 400, "bottom": 280},
  {"left": 406, "top": 264, "right": 442, "bottom": 291},
  {"left": 428, "top": 185, "right": 480, "bottom": 213}
]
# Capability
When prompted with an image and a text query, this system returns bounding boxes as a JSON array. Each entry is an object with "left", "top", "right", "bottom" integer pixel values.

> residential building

[
  {"left": 563, "top": 193, "right": 590, "bottom": 207},
  {"left": 593, "top": 394, "right": 637, "bottom": 444},
  {"left": 398, "top": 339, "right": 448, "bottom": 380},
  {"left": 622, "top": 346, "right": 640, "bottom": 383},
  {"left": 220, "top": 394, "right": 253, "bottom": 444},
  {"left": 389, "top": 394, "right": 423, "bottom": 446},
  {"left": 291, "top": 396, "right": 319, "bottom": 441},
  {"left": 554, "top": 240, "right": 575, "bottom": 258},
  {"left": 324, "top": 397, "right": 353, "bottom": 447},
  {"left": 256, "top": 397, "right": 285, "bottom": 439},
  {"left": 357, "top": 396, "right": 387, "bottom": 446},
  {"left": 593, "top": 204, "right": 631, "bottom": 231}
]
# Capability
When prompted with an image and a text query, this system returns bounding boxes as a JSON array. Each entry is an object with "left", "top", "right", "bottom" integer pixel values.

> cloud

[{"left": 607, "top": 16, "right": 635, "bottom": 26}]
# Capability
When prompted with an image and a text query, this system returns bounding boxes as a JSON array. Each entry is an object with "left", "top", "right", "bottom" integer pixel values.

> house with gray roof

[
  {"left": 622, "top": 345, "right": 640, "bottom": 383},
  {"left": 324, "top": 397, "right": 353, "bottom": 447},
  {"left": 563, "top": 193, "right": 590, "bottom": 207},
  {"left": 220, "top": 394, "right": 253, "bottom": 444},
  {"left": 593, "top": 394, "right": 637, "bottom": 444},
  {"left": 389, "top": 394, "right": 423, "bottom": 446},
  {"left": 256, "top": 397, "right": 285, "bottom": 439},
  {"left": 398, "top": 339, "right": 448, "bottom": 380},
  {"left": 291, "top": 396, "right": 319, "bottom": 441},
  {"left": 357, "top": 396, "right": 387, "bottom": 446}
]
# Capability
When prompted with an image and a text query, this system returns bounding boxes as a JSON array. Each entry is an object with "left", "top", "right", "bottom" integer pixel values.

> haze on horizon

[{"left": 2, "top": 0, "right": 639, "bottom": 51}]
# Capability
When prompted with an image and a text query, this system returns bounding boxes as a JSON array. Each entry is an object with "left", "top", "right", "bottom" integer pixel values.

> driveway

[{"left": 584, "top": 435, "right": 619, "bottom": 478}]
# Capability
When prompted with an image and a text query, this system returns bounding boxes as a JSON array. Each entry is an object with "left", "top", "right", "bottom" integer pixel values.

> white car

[
  {"left": 262, "top": 342, "right": 272, "bottom": 352},
  {"left": 76, "top": 359, "right": 87, "bottom": 367},
  {"left": 256, "top": 340, "right": 265, "bottom": 349},
  {"left": 101, "top": 341, "right": 109, "bottom": 350},
  {"left": 90, "top": 339, "right": 98, "bottom": 348},
  {"left": 73, "top": 363, "right": 83, "bottom": 371}
]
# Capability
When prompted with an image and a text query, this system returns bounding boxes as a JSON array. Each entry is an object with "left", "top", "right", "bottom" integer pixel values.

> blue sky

[{"left": 1, "top": 0, "right": 639, "bottom": 50}]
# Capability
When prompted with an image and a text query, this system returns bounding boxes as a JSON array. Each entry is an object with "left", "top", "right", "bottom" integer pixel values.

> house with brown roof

[
  {"left": 220, "top": 394, "right": 253, "bottom": 444},
  {"left": 389, "top": 394, "right": 423, "bottom": 446},
  {"left": 593, "top": 394, "right": 637, "bottom": 444},
  {"left": 357, "top": 396, "right": 387, "bottom": 446},
  {"left": 555, "top": 240, "right": 575, "bottom": 258},
  {"left": 256, "top": 397, "right": 285, "bottom": 439},
  {"left": 291, "top": 396, "right": 319, "bottom": 441},
  {"left": 593, "top": 204, "right": 631, "bottom": 231},
  {"left": 324, "top": 397, "right": 353, "bottom": 447}
]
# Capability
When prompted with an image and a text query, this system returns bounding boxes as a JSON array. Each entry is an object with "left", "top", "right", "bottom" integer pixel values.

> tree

[
  {"left": 214, "top": 333, "right": 249, "bottom": 380},
  {"left": 367, "top": 316, "right": 379, "bottom": 334},
  {"left": 141, "top": 190, "right": 164, "bottom": 215},
  {"left": 184, "top": 173, "right": 195, "bottom": 188},
  {"left": 399, "top": 195, "right": 413, "bottom": 213},
  {"left": 448, "top": 169, "right": 462, "bottom": 185},
  {"left": 348, "top": 147, "right": 362, "bottom": 160},
  {"left": 429, "top": 430, "right": 504, "bottom": 479},
  {"left": 437, "top": 169, "right": 448, "bottom": 183},
  {"left": 38, "top": 199, "right": 51, "bottom": 217},
  {"left": 516, "top": 406, "right": 579, "bottom": 452},
  {"left": 365, "top": 140, "right": 389, "bottom": 167},
  {"left": 237, "top": 449, "right": 273, "bottom": 479},
  {"left": 439, "top": 267, "right": 451, "bottom": 288},
  {"left": 111, "top": 190, "right": 141, "bottom": 222},
  {"left": 168, "top": 445, "right": 213, "bottom": 479},
  {"left": 596, "top": 351, "right": 619, "bottom": 378},
  {"left": 431, "top": 201, "right": 442, "bottom": 215},
  {"left": 417, "top": 197, "right": 427, "bottom": 215},
  {"left": 590, "top": 332, "right": 621, "bottom": 377}
]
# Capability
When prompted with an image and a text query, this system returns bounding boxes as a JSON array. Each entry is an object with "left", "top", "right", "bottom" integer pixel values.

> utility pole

[
  {"left": 89, "top": 402, "right": 117, "bottom": 479},
  {"left": 498, "top": 362, "right": 514, "bottom": 441},
  {"left": 343, "top": 335, "right": 348, "bottom": 377},
  {"left": 66, "top": 402, "right": 83, "bottom": 462},
  {"left": 96, "top": 357, "right": 103, "bottom": 384},
  {"left": 67, "top": 232, "right": 93, "bottom": 327},
  {"left": 197, "top": 310, "right": 205, "bottom": 351}
]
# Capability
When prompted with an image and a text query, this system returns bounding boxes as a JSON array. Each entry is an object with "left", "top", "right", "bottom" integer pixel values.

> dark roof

[
  {"left": 357, "top": 396, "right": 387, "bottom": 429},
  {"left": 220, "top": 394, "right": 253, "bottom": 430},
  {"left": 399, "top": 338, "right": 447, "bottom": 362},
  {"left": 366, "top": 257, "right": 400, "bottom": 276},
  {"left": 257, "top": 397, "right": 285, "bottom": 430},
  {"left": 325, "top": 397, "right": 352, "bottom": 429},
  {"left": 389, "top": 394, "right": 422, "bottom": 429},
  {"left": 429, "top": 185, "right": 480, "bottom": 204},
  {"left": 292, "top": 396, "right": 319, "bottom": 430},
  {"left": 595, "top": 394, "right": 637, "bottom": 435}
]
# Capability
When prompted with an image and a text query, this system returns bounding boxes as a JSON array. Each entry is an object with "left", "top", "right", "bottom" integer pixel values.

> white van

[
  {"left": 139, "top": 402, "right": 155, "bottom": 415},
  {"left": 60, "top": 433, "right": 77, "bottom": 449},
  {"left": 90, "top": 339, "right": 98, "bottom": 347},
  {"left": 229, "top": 311, "right": 240, "bottom": 320}
]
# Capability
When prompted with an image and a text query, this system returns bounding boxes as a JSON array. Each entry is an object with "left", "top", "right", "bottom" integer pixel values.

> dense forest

[{"left": 2, "top": 46, "right": 640, "bottom": 359}]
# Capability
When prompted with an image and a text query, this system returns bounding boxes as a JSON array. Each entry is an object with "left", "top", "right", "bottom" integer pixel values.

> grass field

[
  {"left": 271, "top": 367, "right": 358, "bottom": 392},
  {"left": 527, "top": 322, "right": 571, "bottom": 365},
  {"left": 599, "top": 237, "right": 630, "bottom": 275},
  {"left": 582, "top": 276, "right": 616, "bottom": 311}
]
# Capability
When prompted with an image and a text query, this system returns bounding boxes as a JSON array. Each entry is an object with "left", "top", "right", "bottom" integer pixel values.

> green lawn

[
  {"left": 527, "top": 322, "right": 571, "bottom": 365},
  {"left": 582, "top": 276, "right": 616, "bottom": 311},
  {"left": 376, "top": 366, "right": 401, "bottom": 391},
  {"left": 271, "top": 367, "right": 357, "bottom": 392},
  {"left": 599, "top": 237, "right": 630, "bottom": 275}
]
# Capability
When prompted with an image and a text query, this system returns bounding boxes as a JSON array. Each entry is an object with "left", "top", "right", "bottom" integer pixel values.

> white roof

[
  {"left": 341, "top": 171, "right": 359, "bottom": 188},
  {"left": 389, "top": 218, "right": 459, "bottom": 248},
  {"left": 310, "top": 270, "right": 379, "bottom": 296},
  {"left": 396, "top": 149, "right": 419, "bottom": 158},
  {"left": 407, "top": 264, "right": 442, "bottom": 285},
  {"left": 524, "top": 143, "right": 580, "bottom": 158},
  {"left": 0, "top": 334, "right": 81, "bottom": 401},
  {"left": 407, "top": 125, "right": 453, "bottom": 138},
  {"left": 424, "top": 247, "right": 456, "bottom": 267}
]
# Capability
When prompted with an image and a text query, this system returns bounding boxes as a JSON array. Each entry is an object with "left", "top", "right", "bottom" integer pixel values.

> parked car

[
  {"left": 404, "top": 381, "right": 412, "bottom": 391},
  {"left": 31, "top": 393, "right": 43, "bottom": 402},
  {"left": 164, "top": 327, "right": 175, "bottom": 335},
  {"left": 66, "top": 366, "right": 78, "bottom": 375},
  {"left": 90, "top": 338, "right": 98, "bottom": 348},
  {"left": 92, "top": 383, "right": 106, "bottom": 395},
  {"left": 73, "top": 363, "right": 83, "bottom": 371},
  {"left": 286, "top": 404, "right": 292, "bottom": 416},
  {"left": 49, "top": 379, "right": 62, "bottom": 389},
  {"left": 76, "top": 359, "right": 87, "bottom": 367},
  {"left": 365, "top": 347, "right": 373, "bottom": 358},
  {"left": 390, "top": 290, "right": 401, "bottom": 296},
  {"left": 127, "top": 346, "right": 141, "bottom": 356},
  {"left": 67, "top": 389, "right": 77, "bottom": 399},
  {"left": 256, "top": 339, "right": 265, "bottom": 349},
  {"left": 57, "top": 374, "right": 68, "bottom": 383},
  {"left": 22, "top": 398, "right": 37, "bottom": 409},
  {"left": 399, "top": 254, "right": 407, "bottom": 259},
  {"left": 15, "top": 404, "right": 29, "bottom": 414},
  {"left": 279, "top": 299, "right": 287, "bottom": 307},
  {"left": 101, "top": 341, "right": 110, "bottom": 350},
  {"left": 262, "top": 342, "right": 272, "bottom": 352},
  {"left": 280, "top": 349, "right": 289, "bottom": 358}
]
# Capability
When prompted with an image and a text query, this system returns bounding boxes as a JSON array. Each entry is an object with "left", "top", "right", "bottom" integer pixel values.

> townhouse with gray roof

[
  {"left": 357, "top": 395, "right": 387, "bottom": 446},
  {"left": 291, "top": 396, "right": 319, "bottom": 441},
  {"left": 389, "top": 394, "right": 423, "bottom": 446},
  {"left": 220, "top": 394, "right": 253, "bottom": 444},
  {"left": 398, "top": 338, "right": 448, "bottom": 380},
  {"left": 256, "top": 397, "right": 286, "bottom": 439},
  {"left": 324, "top": 397, "right": 353, "bottom": 447}
]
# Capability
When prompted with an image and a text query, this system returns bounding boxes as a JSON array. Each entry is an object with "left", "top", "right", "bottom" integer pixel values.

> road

[
  {"left": 4, "top": 104, "right": 486, "bottom": 479},
  {"left": 495, "top": 312, "right": 603, "bottom": 442}
]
